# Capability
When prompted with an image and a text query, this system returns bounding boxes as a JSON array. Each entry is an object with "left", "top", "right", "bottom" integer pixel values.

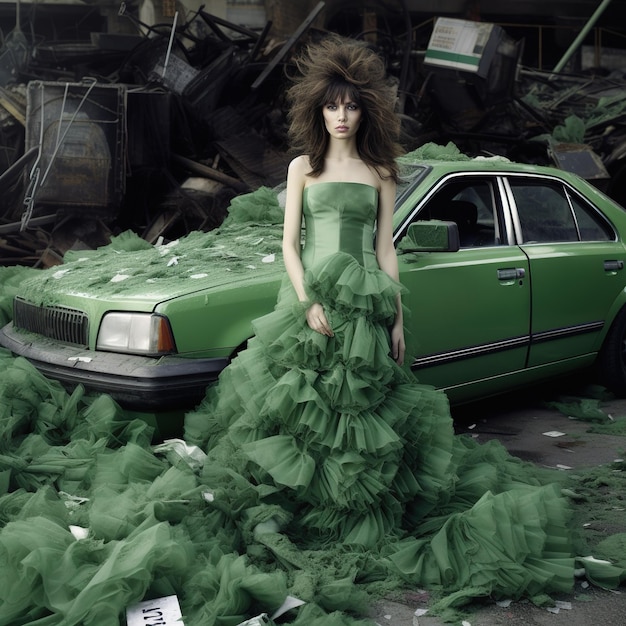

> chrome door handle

[
  {"left": 604, "top": 260, "right": 624, "bottom": 271},
  {"left": 497, "top": 268, "right": 526, "bottom": 281}
]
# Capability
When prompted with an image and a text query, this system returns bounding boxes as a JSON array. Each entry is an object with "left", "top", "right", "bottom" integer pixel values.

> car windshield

[{"left": 395, "top": 164, "right": 429, "bottom": 208}]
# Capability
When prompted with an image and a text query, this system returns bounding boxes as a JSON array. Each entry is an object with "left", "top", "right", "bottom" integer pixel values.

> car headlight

[{"left": 96, "top": 312, "right": 176, "bottom": 355}]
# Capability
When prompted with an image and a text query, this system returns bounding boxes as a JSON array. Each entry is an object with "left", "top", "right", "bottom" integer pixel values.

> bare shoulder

[
  {"left": 365, "top": 164, "right": 395, "bottom": 192},
  {"left": 377, "top": 168, "right": 397, "bottom": 194},
  {"left": 288, "top": 155, "right": 310, "bottom": 178}
]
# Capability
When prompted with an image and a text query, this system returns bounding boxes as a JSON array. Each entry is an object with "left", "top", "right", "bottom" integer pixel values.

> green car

[{"left": 3, "top": 155, "right": 626, "bottom": 412}]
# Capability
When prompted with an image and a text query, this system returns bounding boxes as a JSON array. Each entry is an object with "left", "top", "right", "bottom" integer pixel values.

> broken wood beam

[{"left": 171, "top": 154, "right": 249, "bottom": 193}]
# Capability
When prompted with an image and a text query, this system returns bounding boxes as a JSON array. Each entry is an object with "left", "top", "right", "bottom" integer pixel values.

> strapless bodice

[{"left": 301, "top": 182, "right": 379, "bottom": 270}]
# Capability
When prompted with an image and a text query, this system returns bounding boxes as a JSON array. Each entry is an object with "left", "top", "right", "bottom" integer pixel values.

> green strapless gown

[
  {"left": 0, "top": 183, "right": 623, "bottom": 626},
  {"left": 185, "top": 182, "right": 595, "bottom": 594}
]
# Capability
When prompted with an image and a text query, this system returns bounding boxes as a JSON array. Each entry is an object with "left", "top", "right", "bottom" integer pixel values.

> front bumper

[{"left": 0, "top": 323, "right": 228, "bottom": 410}]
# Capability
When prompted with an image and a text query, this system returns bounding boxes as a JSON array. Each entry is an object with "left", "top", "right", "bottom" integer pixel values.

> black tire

[{"left": 597, "top": 306, "right": 626, "bottom": 397}]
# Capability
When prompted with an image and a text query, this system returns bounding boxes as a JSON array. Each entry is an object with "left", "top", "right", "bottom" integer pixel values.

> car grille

[{"left": 13, "top": 297, "right": 89, "bottom": 347}]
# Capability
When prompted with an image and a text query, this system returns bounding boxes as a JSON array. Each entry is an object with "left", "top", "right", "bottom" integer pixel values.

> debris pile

[
  {"left": 0, "top": 3, "right": 314, "bottom": 266},
  {"left": 2, "top": 3, "right": 626, "bottom": 267}
]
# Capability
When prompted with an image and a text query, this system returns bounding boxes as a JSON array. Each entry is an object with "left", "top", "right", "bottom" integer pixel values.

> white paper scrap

[
  {"left": 153, "top": 438, "right": 207, "bottom": 470},
  {"left": 262, "top": 254, "right": 275, "bottom": 263},
  {"left": 157, "top": 239, "right": 180, "bottom": 255},
  {"left": 271, "top": 595, "right": 306, "bottom": 619},
  {"left": 69, "top": 525, "right": 89, "bottom": 540},
  {"left": 543, "top": 431, "right": 566, "bottom": 437},
  {"left": 579, "top": 555, "right": 613, "bottom": 565},
  {"left": 126, "top": 595, "right": 183, "bottom": 625}
]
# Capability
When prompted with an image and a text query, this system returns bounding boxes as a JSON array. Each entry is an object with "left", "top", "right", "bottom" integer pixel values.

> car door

[
  {"left": 505, "top": 175, "right": 625, "bottom": 367},
  {"left": 396, "top": 174, "right": 531, "bottom": 395}
]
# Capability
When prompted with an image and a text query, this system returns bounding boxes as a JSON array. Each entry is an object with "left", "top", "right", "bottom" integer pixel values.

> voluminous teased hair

[{"left": 286, "top": 35, "right": 403, "bottom": 181}]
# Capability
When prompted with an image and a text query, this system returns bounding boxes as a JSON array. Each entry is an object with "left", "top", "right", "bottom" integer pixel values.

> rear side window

[
  {"left": 509, "top": 178, "right": 613, "bottom": 243},
  {"left": 569, "top": 193, "right": 614, "bottom": 241}
]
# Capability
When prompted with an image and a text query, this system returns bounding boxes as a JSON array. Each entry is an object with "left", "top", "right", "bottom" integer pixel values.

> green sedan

[{"left": 2, "top": 155, "right": 626, "bottom": 410}]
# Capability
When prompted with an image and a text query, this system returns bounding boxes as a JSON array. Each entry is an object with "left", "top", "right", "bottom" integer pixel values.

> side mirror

[{"left": 397, "top": 220, "right": 460, "bottom": 253}]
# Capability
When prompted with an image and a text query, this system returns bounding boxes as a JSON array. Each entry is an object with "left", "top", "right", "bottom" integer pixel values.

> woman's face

[{"left": 322, "top": 97, "right": 362, "bottom": 141}]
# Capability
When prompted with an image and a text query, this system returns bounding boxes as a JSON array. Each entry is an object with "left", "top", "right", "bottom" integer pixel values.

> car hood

[{"left": 16, "top": 226, "right": 285, "bottom": 309}]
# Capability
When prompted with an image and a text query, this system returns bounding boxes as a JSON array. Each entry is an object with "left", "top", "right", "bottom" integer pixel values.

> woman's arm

[
  {"left": 282, "top": 156, "right": 308, "bottom": 302},
  {"left": 282, "top": 156, "right": 333, "bottom": 336},
  {"left": 376, "top": 176, "right": 405, "bottom": 365}
]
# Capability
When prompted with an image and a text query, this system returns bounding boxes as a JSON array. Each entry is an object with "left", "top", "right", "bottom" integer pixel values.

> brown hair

[{"left": 286, "top": 35, "right": 403, "bottom": 182}]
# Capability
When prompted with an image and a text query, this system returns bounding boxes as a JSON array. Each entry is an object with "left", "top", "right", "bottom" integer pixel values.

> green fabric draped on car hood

[{"left": 16, "top": 187, "right": 286, "bottom": 306}]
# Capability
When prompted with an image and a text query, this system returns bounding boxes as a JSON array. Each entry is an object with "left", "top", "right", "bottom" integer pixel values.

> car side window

[
  {"left": 414, "top": 178, "right": 503, "bottom": 248},
  {"left": 510, "top": 178, "right": 615, "bottom": 243},
  {"left": 569, "top": 193, "right": 614, "bottom": 241},
  {"left": 509, "top": 179, "right": 579, "bottom": 243}
]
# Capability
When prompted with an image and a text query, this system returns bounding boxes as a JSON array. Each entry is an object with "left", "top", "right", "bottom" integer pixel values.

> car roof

[{"left": 420, "top": 157, "right": 568, "bottom": 177}]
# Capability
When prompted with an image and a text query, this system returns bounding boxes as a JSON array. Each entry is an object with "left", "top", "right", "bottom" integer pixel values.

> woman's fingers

[
  {"left": 390, "top": 326, "right": 405, "bottom": 365},
  {"left": 306, "top": 303, "right": 334, "bottom": 336},
  {"left": 317, "top": 312, "right": 333, "bottom": 336}
]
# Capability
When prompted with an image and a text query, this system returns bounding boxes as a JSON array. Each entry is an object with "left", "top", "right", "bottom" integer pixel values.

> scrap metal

[{"left": 1, "top": 1, "right": 626, "bottom": 267}]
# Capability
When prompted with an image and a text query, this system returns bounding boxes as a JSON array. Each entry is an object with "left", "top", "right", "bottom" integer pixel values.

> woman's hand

[
  {"left": 305, "top": 302, "right": 334, "bottom": 337},
  {"left": 390, "top": 322, "right": 405, "bottom": 365}
]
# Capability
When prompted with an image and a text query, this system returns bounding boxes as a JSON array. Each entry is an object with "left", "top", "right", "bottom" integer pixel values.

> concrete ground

[{"left": 371, "top": 379, "right": 626, "bottom": 626}]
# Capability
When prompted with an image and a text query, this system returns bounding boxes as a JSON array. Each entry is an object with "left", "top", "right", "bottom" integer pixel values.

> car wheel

[{"left": 598, "top": 306, "right": 626, "bottom": 396}]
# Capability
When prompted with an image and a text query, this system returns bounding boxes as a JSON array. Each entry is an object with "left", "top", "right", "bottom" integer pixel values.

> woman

[
  {"left": 192, "top": 36, "right": 446, "bottom": 546},
  {"left": 282, "top": 35, "right": 405, "bottom": 365},
  {"left": 187, "top": 35, "right": 608, "bottom": 606}
]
